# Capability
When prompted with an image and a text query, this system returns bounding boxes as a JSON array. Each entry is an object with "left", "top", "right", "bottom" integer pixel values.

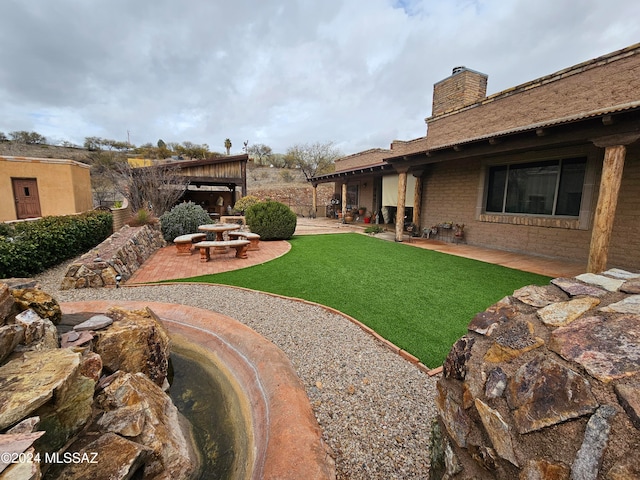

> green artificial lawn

[{"left": 173, "top": 233, "right": 550, "bottom": 368}]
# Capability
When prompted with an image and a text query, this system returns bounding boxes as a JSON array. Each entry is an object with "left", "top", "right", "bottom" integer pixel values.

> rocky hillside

[
  {"left": 0, "top": 142, "right": 91, "bottom": 163},
  {"left": 246, "top": 164, "right": 334, "bottom": 216},
  {"left": 0, "top": 143, "right": 336, "bottom": 216}
]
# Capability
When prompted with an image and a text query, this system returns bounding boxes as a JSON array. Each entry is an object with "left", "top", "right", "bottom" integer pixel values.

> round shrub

[
  {"left": 159, "top": 202, "right": 211, "bottom": 242},
  {"left": 245, "top": 200, "right": 296, "bottom": 240},
  {"left": 233, "top": 195, "right": 261, "bottom": 214}
]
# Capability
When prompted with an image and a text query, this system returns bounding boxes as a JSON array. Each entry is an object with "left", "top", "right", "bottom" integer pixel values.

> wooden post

[
  {"left": 341, "top": 182, "right": 347, "bottom": 222},
  {"left": 413, "top": 172, "right": 423, "bottom": 227},
  {"left": 396, "top": 171, "right": 407, "bottom": 242},
  {"left": 312, "top": 184, "right": 317, "bottom": 218},
  {"left": 587, "top": 144, "right": 626, "bottom": 273}
]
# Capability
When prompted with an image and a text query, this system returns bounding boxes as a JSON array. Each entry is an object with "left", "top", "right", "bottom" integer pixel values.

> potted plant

[
  {"left": 358, "top": 206, "right": 366, "bottom": 216},
  {"left": 344, "top": 209, "right": 354, "bottom": 223}
]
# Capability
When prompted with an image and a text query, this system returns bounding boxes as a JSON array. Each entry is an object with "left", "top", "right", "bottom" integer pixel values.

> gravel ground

[{"left": 35, "top": 259, "right": 440, "bottom": 479}]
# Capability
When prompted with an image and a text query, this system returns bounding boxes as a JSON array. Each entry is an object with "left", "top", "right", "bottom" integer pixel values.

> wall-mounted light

[{"left": 115, "top": 274, "right": 122, "bottom": 288}]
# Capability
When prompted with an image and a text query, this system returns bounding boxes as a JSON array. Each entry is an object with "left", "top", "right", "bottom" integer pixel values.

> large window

[{"left": 485, "top": 158, "right": 586, "bottom": 216}]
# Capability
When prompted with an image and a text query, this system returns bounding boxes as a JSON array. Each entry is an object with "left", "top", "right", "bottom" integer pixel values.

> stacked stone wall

[
  {"left": 432, "top": 269, "right": 640, "bottom": 479},
  {"left": 60, "top": 224, "right": 165, "bottom": 289}
]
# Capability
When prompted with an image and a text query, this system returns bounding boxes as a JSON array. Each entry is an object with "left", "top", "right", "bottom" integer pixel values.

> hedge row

[{"left": 0, "top": 211, "right": 113, "bottom": 278}]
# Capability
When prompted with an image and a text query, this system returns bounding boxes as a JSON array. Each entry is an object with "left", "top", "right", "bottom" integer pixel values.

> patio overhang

[
  {"left": 308, "top": 163, "right": 393, "bottom": 185},
  {"left": 384, "top": 102, "right": 640, "bottom": 169}
]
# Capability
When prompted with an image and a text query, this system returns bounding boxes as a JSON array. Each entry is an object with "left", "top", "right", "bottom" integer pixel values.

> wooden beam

[
  {"left": 413, "top": 174, "right": 423, "bottom": 227},
  {"left": 341, "top": 182, "right": 347, "bottom": 221},
  {"left": 395, "top": 171, "right": 407, "bottom": 242},
  {"left": 587, "top": 145, "right": 626, "bottom": 273},
  {"left": 312, "top": 184, "right": 317, "bottom": 218}
]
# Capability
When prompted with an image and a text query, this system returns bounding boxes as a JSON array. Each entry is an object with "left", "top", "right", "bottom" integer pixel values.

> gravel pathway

[{"left": 35, "top": 260, "right": 439, "bottom": 479}]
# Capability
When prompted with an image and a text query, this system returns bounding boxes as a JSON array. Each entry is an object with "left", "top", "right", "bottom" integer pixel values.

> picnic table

[{"left": 198, "top": 223, "right": 242, "bottom": 254}]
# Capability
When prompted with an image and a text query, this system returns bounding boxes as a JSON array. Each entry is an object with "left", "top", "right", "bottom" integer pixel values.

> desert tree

[
  {"left": 224, "top": 138, "right": 232, "bottom": 155},
  {"left": 247, "top": 143, "right": 273, "bottom": 165},
  {"left": 9, "top": 130, "right": 47, "bottom": 144},
  {"left": 116, "top": 162, "right": 188, "bottom": 217},
  {"left": 285, "top": 141, "right": 339, "bottom": 180}
]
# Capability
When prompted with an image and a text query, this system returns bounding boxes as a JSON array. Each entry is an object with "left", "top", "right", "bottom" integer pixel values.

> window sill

[{"left": 479, "top": 213, "right": 582, "bottom": 229}]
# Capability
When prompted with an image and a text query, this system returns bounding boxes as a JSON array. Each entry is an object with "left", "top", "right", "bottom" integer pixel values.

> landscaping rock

[
  {"left": 433, "top": 268, "right": 640, "bottom": 479},
  {"left": 551, "top": 277, "right": 608, "bottom": 297},
  {"left": 73, "top": 314, "right": 113, "bottom": 331},
  {"left": 93, "top": 306, "right": 170, "bottom": 386},
  {"left": 549, "top": 314, "right": 640, "bottom": 382},
  {"left": 570, "top": 405, "right": 617, "bottom": 480},
  {"left": 506, "top": 356, "right": 598, "bottom": 434},
  {"left": 0, "top": 324, "right": 24, "bottom": 363},
  {"left": 53, "top": 432, "right": 153, "bottom": 480},
  {"left": 11, "top": 288, "right": 61, "bottom": 325},
  {"left": 0, "top": 284, "right": 14, "bottom": 325},
  {"left": 14, "top": 308, "right": 58, "bottom": 349},
  {"left": 537, "top": 296, "right": 600, "bottom": 326},
  {"left": 96, "top": 372, "right": 196, "bottom": 479},
  {"left": 575, "top": 273, "right": 624, "bottom": 292},
  {"left": 0, "top": 349, "right": 80, "bottom": 430}
]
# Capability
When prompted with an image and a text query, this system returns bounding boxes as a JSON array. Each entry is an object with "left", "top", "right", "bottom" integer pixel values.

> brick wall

[
  {"left": 426, "top": 46, "right": 640, "bottom": 149},
  {"left": 418, "top": 151, "right": 640, "bottom": 271},
  {"left": 432, "top": 67, "right": 488, "bottom": 117}
]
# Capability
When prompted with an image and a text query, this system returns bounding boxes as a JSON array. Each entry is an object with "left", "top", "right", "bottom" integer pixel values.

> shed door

[{"left": 12, "top": 178, "right": 42, "bottom": 219}]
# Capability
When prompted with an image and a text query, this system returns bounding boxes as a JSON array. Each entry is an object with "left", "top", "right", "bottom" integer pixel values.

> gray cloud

[{"left": 1, "top": 0, "right": 638, "bottom": 154}]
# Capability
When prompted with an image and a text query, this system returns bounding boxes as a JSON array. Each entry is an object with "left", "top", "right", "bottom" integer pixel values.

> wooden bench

[
  {"left": 196, "top": 240, "right": 250, "bottom": 262},
  {"left": 228, "top": 231, "right": 261, "bottom": 250},
  {"left": 174, "top": 233, "right": 207, "bottom": 255}
]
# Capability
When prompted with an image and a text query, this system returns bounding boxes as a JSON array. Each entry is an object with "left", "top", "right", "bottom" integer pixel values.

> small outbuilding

[{"left": 0, "top": 156, "right": 93, "bottom": 222}]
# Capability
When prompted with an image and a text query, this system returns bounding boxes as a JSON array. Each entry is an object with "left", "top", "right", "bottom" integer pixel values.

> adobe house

[
  {"left": 310, "top": 43, "right": 640, "bottom": 272},
  {"left": 0, "top": 156, "right": 93, "bottom": 222}
]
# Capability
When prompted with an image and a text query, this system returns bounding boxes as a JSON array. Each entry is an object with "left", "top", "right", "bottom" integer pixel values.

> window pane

[
  {"left": 556, "top": 158, "right": 586, "bottom": 216},
  {"left": 346, "top": 185, "right": 359, "bottom": 209},
  {"left": 505, "top": 161, "right": 558, "bottom": 214},
  {"left": 486, "top": 166, "right": 507, "bottom": 212}
]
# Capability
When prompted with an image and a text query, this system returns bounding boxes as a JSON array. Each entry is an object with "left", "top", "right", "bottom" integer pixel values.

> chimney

[{"left": 431, "top": 66, "right": 488, "bottom": 117}]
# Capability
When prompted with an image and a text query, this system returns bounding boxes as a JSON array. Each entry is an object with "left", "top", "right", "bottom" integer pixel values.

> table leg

[{"left": 213, "top": 231, "right": 228, "bottom": 254}]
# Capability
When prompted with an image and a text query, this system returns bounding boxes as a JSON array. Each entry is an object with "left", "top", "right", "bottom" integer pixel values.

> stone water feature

[
  {"left": 431, "top": 269, "right": 640, "bottom": 479},
  {"left": 0, "top": 284, "right": 335, "bottom": 479}
]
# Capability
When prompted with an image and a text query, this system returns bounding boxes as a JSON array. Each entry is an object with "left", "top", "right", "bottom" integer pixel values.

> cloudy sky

[{"left": 1, "top": 0, "right": 639, "bottom": 156}]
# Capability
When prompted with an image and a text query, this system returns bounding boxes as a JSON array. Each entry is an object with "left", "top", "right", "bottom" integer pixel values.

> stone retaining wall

[
  {"left": 431, "top": 269, "right": 640, "bottom": 479},
  {"left": 60, "top": 224, "right": 165, "bottom": 289}
]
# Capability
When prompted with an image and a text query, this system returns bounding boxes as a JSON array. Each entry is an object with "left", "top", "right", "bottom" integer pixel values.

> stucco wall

[{"left": 0, "top": 156, "right": 92, "bottom": 221}]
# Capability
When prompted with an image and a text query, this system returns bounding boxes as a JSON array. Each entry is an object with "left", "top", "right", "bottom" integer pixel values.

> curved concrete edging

[{"left": 60, "top": 301, "right": 336, "bottom": 480}]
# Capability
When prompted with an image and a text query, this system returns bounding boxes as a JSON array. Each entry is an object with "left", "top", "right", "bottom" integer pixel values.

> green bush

[
  {"left": 233, "top": 195, "right": 261, "bottom": 214},
  {"left": 364, "top": 225, "right": 385, "bottom": 235},
  {"left": 0, "top": 211, "right": 113, "bottom": 278},
  {"left": 159, "top": 202, "right": 212, "bottom": 242},
  {"left": 245, "top": 200, "right": 296, "bottom": 240}
]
